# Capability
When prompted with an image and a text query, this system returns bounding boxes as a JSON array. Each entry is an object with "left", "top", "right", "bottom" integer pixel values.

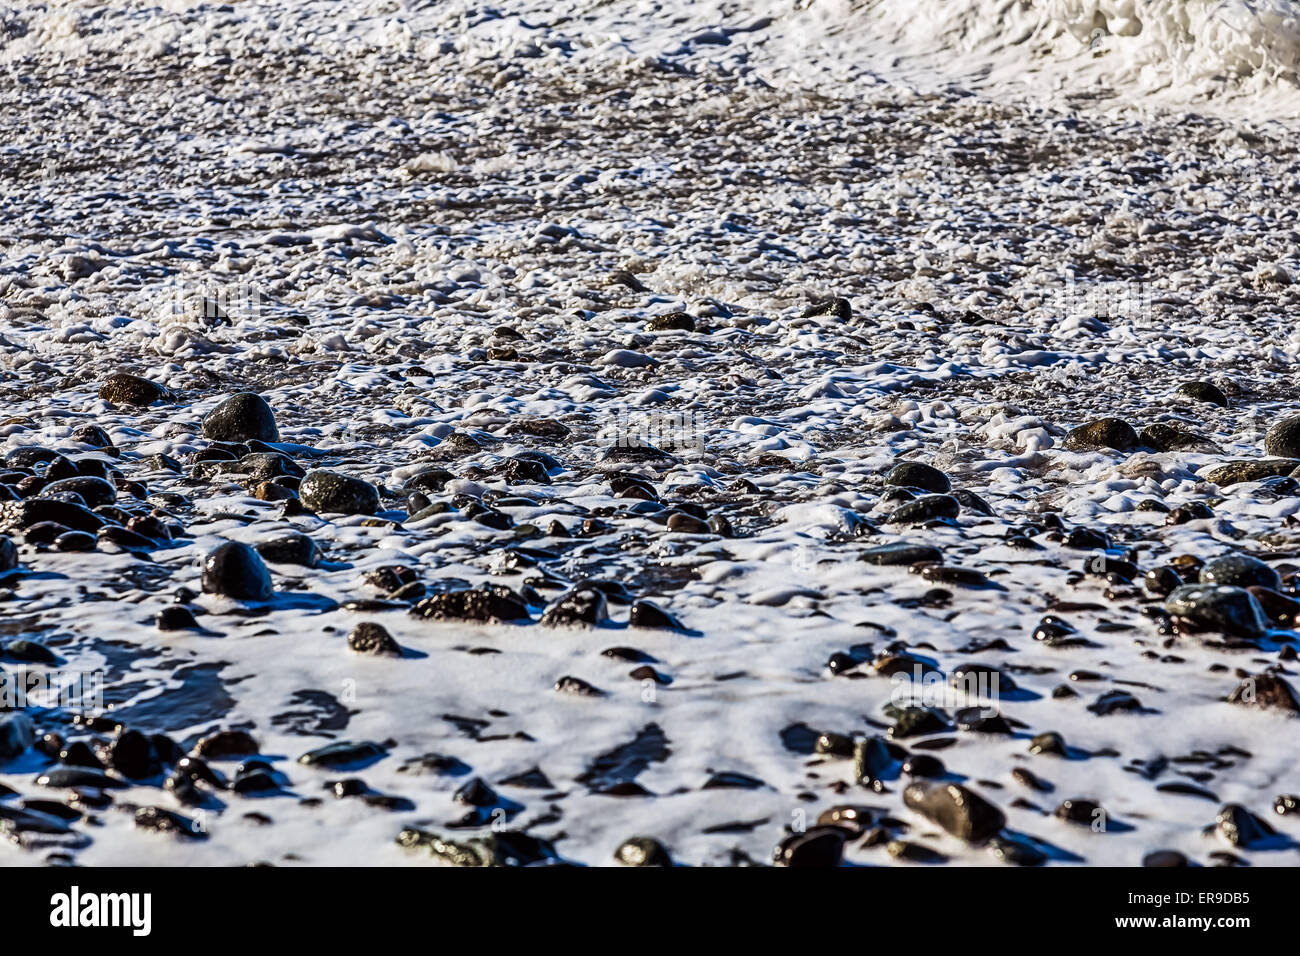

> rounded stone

[
  {"left": 885, "top": 494, "right": 960, "bottom": 525},
  {"left": 1062, "top": 418, "right": 1139, "bottom": 453},
  {"left": 1165, "top": 584, "right": 1267, "bottom": 639},
  {"left": 41, "top": 476, "right": 117, "bottom": 507},
  {"left": 1204, "top": 458, "right": 1300, "bottom": 487},
  {"left": 1265, "top": 416, "right": 1300, "bottom": 458},
  {"left": 254, "top": 532, "right": 321, "bottom": 567},
  {"left": 202, "top": 393, "right": 280, "bottom": 443},
  {"left": 71, "top": 424, "right": 114, "bottom": 447},
  {"left": 99, "top": 373, "right": 169, "bottom": 407},
  {"left": 645, "top": 312, "right": 695, "bottom": 333},
  {"left": 859, "top": 542, "right": 943, "bottom": 565},
  {"left": 202, "top": 541, "right": 273, "bottom": 602},
  {"left": 1199, "top": 554, "right": 1281, "bottom": 591},
  {"left": 614, "top": 836, "right": 672, "bottom": 867},
  {"left": 884, "top": 461, "right": 951, "bottom": 494},
  {"left": 347, "top": 622, "right": 401, "bottom": 656},
  {"left": 299, "top": 470, "right": 380, "bottom": 516},
  {"left": 1173, "top": 381, "right": 1228, "bottom": 407}
]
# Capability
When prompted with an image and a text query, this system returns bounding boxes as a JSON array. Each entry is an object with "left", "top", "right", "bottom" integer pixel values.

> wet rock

[
  {"left": 0, "top": 499, "right": 106, "bottom": 534},
  {"left": 194, "top": 729, "right": 259, "bottom": 759},
  {"left": 884, "top": 461, "right": 950, "bottom": 494},
  {"left": 1141, "top": 423, "right": 1216, "bottom": 452},
  {"left": 1165, "top": 585, "right": 1267, "bottom": 639},
  {"left": 298, "top": 740, "right": 387, "bottom": 768},
  {"left": 816, "top": 731, "right": 854, "bottom": 757},
  {"left": 1083, "top": 554, "right": 1138, "bottom": 583},
  {"left": 0, "top": 535, "right": 16, "bottom": 574},
  {"left": 0, "top": 712, "right": 34, "bottom": 759},
  {"left": 955, "top": 707, "right": 1013, "bottom": 735},
  {"left": 1088, "top": 690, "right": 1144, "bottom": 716},
  {"left": 860, "top": 542, "right": 943, "bottom": 566},
  {"left": 988, "top": 835, "right": 1047, "bottom": 866},
  {"left": 1265, "top": 416, "right": 1300, "bottom": 458},
  {"left": 702, "top": 771, "right": 766, "bottom": 790},
  {"left": 950, "top": 662, "right": 1016, "bottom": 697},
  {"left": 232, "top": 768, "right": 279, "bottom": 794},
  {"left": 615, "top": 836, "right": 672, "bottom": 866},
  {"left": 347, "top": 622, "right": 402, "bottom": 657},
  {"left": 627, "top": 599, "right": 684, "bottom": 630},
  {"left": 99, "top": 373, "right": 169, "bottom": 407},
  {"left": 1199, "top": 554, "right": 1280, "bottom": 591},
  {"left": 1032, "top": 616, "right": 1091, "bottom": 647},
  {"left": 4, "top": 639, "right": 57, "bottom": 664},
  {"left": 1212, "top": 804, "right": 1277, "bottom": 847},
  {"left": 952, "top": 489, "right": 995, "bottom": 516},
  {"left": 645, "top": 312, "right": 694, "bottom": 332},
  {"left": 496, "top": 766, "right": 553, "bottom": 789},
  {"left": 773, "top": 826, "right": 847, "bottom": 867},
  {"left": 254, "top": 532, "right": 321, "bottom": 567},
  {"left": 887, "top": 705, "right": 949, "bottom": 739},
  {"left": 665, "top": 511, "right": 709, "bottom": 534},
  {"left": 55, "top": 530, "right": 96, "bottom": 552},
  {"left": 885, "top": 494, "right": 960, "bottom": 525},
  {"left": 1259, "top": 590, "right": 1300, "bottom": 629},
  {"left": 1055, "top": 798, "right": 1106, "bottom": 826},
  {"left": 411, "top": 586, "right": 531, "bottom": 623},
  {"left": 202, "top": 541, "right": 274, "bottom": 602},
  {"left": 299, "top": 469, "right": 379, "bottom": 516},
  {"left": 42, "top": 476, "right": 116, "bottom": 507},
  {"left": 1011, "top": 767, "right": 1051, "bottom": 792},
  {"left": 919, "top": 565, "right": 995, "bottom": 588},
  {"left": 1203, "top": 459, "right": 1300, "bottom": 487},
  {"left": 1029, "top": 731, "right": 1068, "bottom": 756},
  {"left": 135, "top": 806, "right": 205, "bottom": 838},
  {"left": 1144, "top": 566, "right": 1183, "bottom": 597},
  {"left": 902, "top": 753, "right": 945, "bottom": 778},
  {"left": 365, "top": 565, "right": 419, "bottom": 593},
  {"left": 397, "top": 827, "right": 557, "bottom": 867},
  {"left": 1174, "top": 380, "right": 1228, "bottom": 407},
  {"left": 202, "top": 392, "right": 279, "bottom": 443},
  {"left": 903, "top": 782, "right": 1005, "bottom": 843},
  {"left": 71, "top": 424, "right": 114, "bottom": 448},
  {"left": 853, "top": 735, "right": 895, "bottom": 791},
  {"left": 107, "top": 730, "right": 157, "bottom": 780},
  {"left": 817, "top": 805, "right": 876, "bottom": 833},
  {"left": 887, "top": 840, "right": 947, "bottom": 863},
  {"left": 503, "top": 456, "right": 551, "bottom": 485},
  {"left": 1063, "top": 526, "right": 1110, "bottom": 550},
  {"left": 1274, "top": 794, "right": 1299, "bottom": 816},
  {"left": 554, "top": 676, "right": 604, "bottom": 697},
  {"left": 1227, "top": 673, "right": 1300, "bottom": 713},
  {"left": 58, "top": 741, "right": 102, "bottom": 768},
  {"left": 36, "top": 766, "right": 127, "bottom": 789},
  {"left": 540, "top": 587, "right": 608, "bottom": 627},
  {"left": 97, "top": 526, "right": 154, "bottom": 552},
  {"left": 156, "top": 605, "right": 199, "bottom": 631},
  {"left": 1063, "top": 418, "right": 1139, "bottom": 453},
  {"left": 802, "top": 297, "right": 852, "bottom": 321}
]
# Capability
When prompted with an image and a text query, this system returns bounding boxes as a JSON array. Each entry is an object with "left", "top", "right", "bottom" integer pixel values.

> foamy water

[
  {"left": 3, "top": 0, "right": 1299, "bottom": 113},
  {"left": 2, "top": 0, "right": 1300, "bottom": 867}
]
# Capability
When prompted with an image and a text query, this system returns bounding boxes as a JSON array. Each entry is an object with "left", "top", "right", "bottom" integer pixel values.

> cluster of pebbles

[{"left": 3, "top": 1, "right": 1300, "bottom": 866}]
